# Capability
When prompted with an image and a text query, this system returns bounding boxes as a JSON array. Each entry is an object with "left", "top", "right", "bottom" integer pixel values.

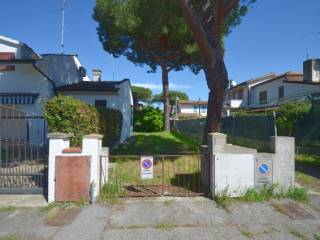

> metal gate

[
  {"left": 107, "top": 155, "right": 205, "bottom": 197},
  {"left": 0, "top": 106, "right": 48, "bottom": 194}
]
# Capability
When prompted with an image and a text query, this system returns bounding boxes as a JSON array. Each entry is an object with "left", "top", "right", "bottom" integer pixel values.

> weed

[
  {"left": 286, "top": 186, "right": 309, "bottom": 202},
  {"left": 155, "top": 223, "right": 176, "bottom": 230},
  {"left": 240, "top": 229, "right": 254, "bottom": 239},
  {"left": 214, "top": 188, "right": 232, "bottom": 208},
  {"left": 40, "top": 202, "right": 59, "bottom": 212},
  {"left": 99, "top": 183, "right": 123, "bottom": 204},
  {"left": 163, "top": 199, "right": 175, "bottom": 206},
  {"left": 241, "top": 185, "right": 277, "bottom": 202},
  {"left": 0, "top": 235, "right": 22, "bottom": 240},
  {"left": 313, "top": 233, "right": 320, "bottom": 240},
  {"left": 0, "top": 206, "right": 16, "bottom": 212},
  {"left": 288, "top": 228, "right": 308, "bottom": 240}
]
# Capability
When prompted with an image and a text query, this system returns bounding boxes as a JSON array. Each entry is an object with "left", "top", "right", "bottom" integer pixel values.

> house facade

[
  {"left": 0, "top": 36, "right": 133, "bottom": 144},
  {"left": 224, "top": 59, "right": 320, "bottom": 111},
  {"left": 56, "top": 73, "right": 133, "bottom": 142},
  {"left": 177, "top": 100, "right": 208, "bottom": 117}
]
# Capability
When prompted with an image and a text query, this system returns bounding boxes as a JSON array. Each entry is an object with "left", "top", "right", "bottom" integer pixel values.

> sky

[{"left": 1, "top": 0, "right": 319, "bottom": 100}]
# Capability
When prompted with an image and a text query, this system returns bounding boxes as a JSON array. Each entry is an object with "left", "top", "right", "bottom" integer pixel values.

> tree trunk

[
  {"left": 162, "top": 66, "right": 170, "bottom": 131},
  {"left": 177, "top": 0, "right": 229, "bottom": 144}
]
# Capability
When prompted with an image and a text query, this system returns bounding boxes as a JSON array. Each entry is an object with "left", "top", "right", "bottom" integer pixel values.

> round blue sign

[
  {"left": 142, "top": 159, "right": 152, "bottom": 169},
  {"left": 258, "top": 163, "right": 270, "bottom": 175}
]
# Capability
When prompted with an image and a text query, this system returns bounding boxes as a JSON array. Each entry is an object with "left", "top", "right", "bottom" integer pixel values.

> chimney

[
  {"left": 92, "top": 69, "right": 102, "bottom": 82},
  {"left": 303, "top": 59, "right": 320, "bottom": 83}
]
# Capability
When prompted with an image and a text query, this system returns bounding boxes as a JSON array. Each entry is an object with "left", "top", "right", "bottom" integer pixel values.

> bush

[
  {"left": 45, "top": 95, "right": 99, "bottom": 146},
  {"left": 276, "top": 101, "right": 311, "bottom": 136},
  {"left": 134, "top": 106, "right": 163, "bottom": 132},
  {"left": 45, "top": 95, "right": 123, "bottom": 147}
]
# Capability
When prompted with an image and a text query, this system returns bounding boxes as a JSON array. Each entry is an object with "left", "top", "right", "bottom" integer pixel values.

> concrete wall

[
  {"left": 62, "top": 80, "right": 133, "bottom": 143},
  {"left": 203, "top": 133, "right": 295, "bottom": 198}
]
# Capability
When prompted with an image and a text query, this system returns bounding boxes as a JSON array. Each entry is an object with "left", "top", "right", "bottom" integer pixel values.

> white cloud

[{"left": 132, "top": 82, "right": 191, "bottom": 90}]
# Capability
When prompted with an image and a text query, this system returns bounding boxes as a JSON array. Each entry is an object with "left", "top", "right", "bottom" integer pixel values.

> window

[
  {"left": 278, "top": 86, "right": 284, "bottom": 99},
  {"left": 238, "top": 89, "right": 243, "bottom": 100},
  {"left": 95, "top": 100, "right": 107, "bottom": 107},
  {"left": 201, "top": 106, "right": 207, "bottom": 112},
  {"left": 232, "top": 92, "right": 236, "bottom": 99},
  {"left": 259, "top": 91, "right": 267, "bottom": 104},
  {"left": 0, "top": 52, "right": 15, "bottom": 71},
  {"left": 0, "top": 93, "right": 39, "bottom": 105}
]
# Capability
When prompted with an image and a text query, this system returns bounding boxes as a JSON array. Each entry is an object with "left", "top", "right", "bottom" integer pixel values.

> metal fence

[
  {"left": 0, "top": 106, "right": 48, "bottom": 194},
  {"left": 107, "top": 155, "right": 206, "bottom": 197}
]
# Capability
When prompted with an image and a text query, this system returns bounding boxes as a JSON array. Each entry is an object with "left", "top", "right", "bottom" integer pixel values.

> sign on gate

[
  {"left": 141, "top": 156, "right": 153, "bottom": 180},
  {"left": 255, "top": 157, "right": 273, "bottom": 188}
]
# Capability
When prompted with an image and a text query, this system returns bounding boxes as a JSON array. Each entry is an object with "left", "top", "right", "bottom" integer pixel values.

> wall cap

[
  {"left": 47, "top": 132, "right": 74, "bottom": 139},
  {"left": 83, "top": 134, "right": 103, "bottom": 139},
  {"left": 208, "top": 132, "right": 227, "bottom": 138}
]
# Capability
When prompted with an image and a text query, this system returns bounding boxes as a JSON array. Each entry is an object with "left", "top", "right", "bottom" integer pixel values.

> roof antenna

[
  {"left": 306, "top": 50, "right": 309, "bottom": 60},
  {"left": 112, "top": 55, "right": 115, "bottom": 81},
  {"left": 60, "top": 0, "right": 67, "bottom": 54}
]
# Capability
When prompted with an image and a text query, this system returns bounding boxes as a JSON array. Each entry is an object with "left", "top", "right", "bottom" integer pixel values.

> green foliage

[
  {"left": 45, "top": 95, "right": 123, "bottom": 147},
  {"left": 134, "top": 106, "right": 163, "bottom": 132},
  {"left": 45, "top": 95, "right": 99, "bottom": 146},
  {"left": 96, "top": 107, "right": 123, "bottom": 147},
  {"left": 214, "top": 188, "right": 232, "bottom": 208},
  {"left": 99, "top": 183, "right": 123, "bottom": 204},
  {"left": 276, "top": 101, "right": 311, "bottom": 136},
  {"left": 153, "top": 91, "right": 189, "bottom": 105},
  {"left": 93, "top": 0, "right": 201, "bottom": 73},
  {"left": 286, "top": 186, "right": 309, "bottom": 202},
  {"left": 132, "top": 86, "right": 152, "bottom": 101}
]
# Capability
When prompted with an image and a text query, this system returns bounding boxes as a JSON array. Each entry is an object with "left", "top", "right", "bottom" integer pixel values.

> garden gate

[
  {"left": 0, "top": 106, "right": 48, "bottom": 194},
  {"left": 107, "top": 155, "right": 206, "bottom": 197}
]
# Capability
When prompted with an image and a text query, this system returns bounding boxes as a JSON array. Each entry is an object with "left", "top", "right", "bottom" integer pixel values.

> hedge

[
  {"left": 45, "top": 95, "right": 122, "bottom": 147},
  {"left": 134, "top": 106, "right": 163, "bottom": 132}
]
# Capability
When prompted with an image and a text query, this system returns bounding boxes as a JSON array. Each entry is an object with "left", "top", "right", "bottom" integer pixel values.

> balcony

[{"left": 223, "top": 99, "right": 243, "bottom": 109}]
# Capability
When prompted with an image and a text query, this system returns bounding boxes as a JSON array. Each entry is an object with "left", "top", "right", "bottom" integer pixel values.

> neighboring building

[
  {"left": 224, "top": 59, "right": 320, "bottom": 111},
  {"left": 56, "top": 73, "right": 133, "bottom": 142},
  {"left": 177, "top": 100, "right": 208, "bottom": 117},
  {"left": 0, "top": 36, "right": 55, "bottom": 115},
  {"left": 0, "top": 36, "right": 133, "bottom": 144}
]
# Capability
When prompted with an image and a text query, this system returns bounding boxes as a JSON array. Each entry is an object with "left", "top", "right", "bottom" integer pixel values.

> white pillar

[
  {"left": 47, "top": 133, "right": 73, "bottom": 203},
  {"left": 82, "top": 134, "right": 103, "bottom": 202}
]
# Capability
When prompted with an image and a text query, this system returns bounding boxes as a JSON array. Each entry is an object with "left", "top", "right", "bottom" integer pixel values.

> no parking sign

[
  {"left": 255, "top": 158, "right": 273, "bottom": 188},
  {"left": 141, "top": 156, "right": 153, "bottom": 180}
]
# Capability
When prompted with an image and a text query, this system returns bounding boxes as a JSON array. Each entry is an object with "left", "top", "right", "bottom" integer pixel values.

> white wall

[
  {"left": 62, "top": 80, "right": 133, "bottom": 143},
  {"left": 251, "top": 78, "right": 320, "bottom": 106},
  {"left": 0, "top": 63, "right": 54, "bottom": 114},
  {"left": 180, "top": 104, "right": 207, "bottom": 116}
]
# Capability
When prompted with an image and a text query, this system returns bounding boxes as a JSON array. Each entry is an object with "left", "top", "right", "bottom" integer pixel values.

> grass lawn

[{"left": 111, "top": 131, "right": 199, "bottom": 155}]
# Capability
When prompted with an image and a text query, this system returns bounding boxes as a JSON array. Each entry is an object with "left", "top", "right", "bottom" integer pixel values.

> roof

[
  {"left": 0, "top": 35, "right": 40, "bottom": 59},
  {"left": 178, "top": 100, "right": 208, "bottom": 105},
  {"left": 55, "top": 81, "right": 120, "bottom": 92},
  {"left": 229, "top": 73, "right": 277, "bottom": 91},
  {"left": 250, "top": 71, "right": 317, "bottom": 89}
]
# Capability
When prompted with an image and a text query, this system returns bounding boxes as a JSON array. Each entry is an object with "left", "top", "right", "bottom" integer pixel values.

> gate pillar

[{"left": 47, "top": 133, "right": 73, "bottom": 203}]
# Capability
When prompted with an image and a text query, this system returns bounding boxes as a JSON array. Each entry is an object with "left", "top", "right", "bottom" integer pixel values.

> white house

[
  {"left": 55, "top": 71, "right": 133, "bottom": 143},
  {"left": 224, "top": 59, "right": 320, "bottom": 111},
  {"left": 177, "top": 100, "right": 208, "bottom": 117},
  {"left": 0, "top": 35, "right": 133, "bottom": 144}
]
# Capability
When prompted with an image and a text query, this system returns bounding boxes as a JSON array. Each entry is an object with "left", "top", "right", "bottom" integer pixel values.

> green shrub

[
  {"left": 276, "top": 101, "right": 311, "bottom": 136},
  {"left": 97, "top": 107, "right": 123, "bottom": 147},
  {"left": 45, "top": 95, "right": 99, "bottom": 146},
  {"left": 134, "top": 106, "right": 163, "bottom": 132},
  {"left": 45, "top": 95, "right": 123, "bottom": 147}
]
